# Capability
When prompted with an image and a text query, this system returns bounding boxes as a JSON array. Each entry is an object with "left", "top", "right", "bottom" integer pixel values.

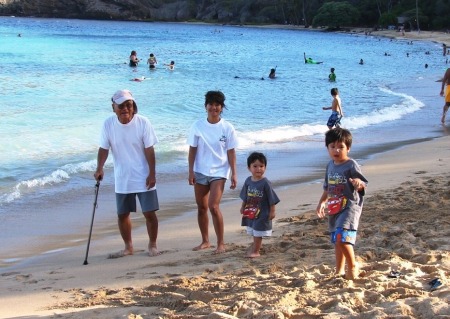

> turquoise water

[{"left": 0, "top": 17, "right": 446, "bottom": 266}]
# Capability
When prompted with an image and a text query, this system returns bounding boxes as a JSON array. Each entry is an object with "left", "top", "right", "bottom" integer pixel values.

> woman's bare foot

[
  {"left": 212, "top": 244, "right": 226, "bottom": 255},
  {"left": 192, "top": 242, "right": 211, "bottom": 251},
  {"left": 148, "top": 246, "right": 161, "bottom": 257}
]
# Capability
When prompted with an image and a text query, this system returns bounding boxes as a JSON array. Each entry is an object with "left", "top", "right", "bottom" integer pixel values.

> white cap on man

[{"left": 111, "top": 89, "right": 137, "bottom": 112}]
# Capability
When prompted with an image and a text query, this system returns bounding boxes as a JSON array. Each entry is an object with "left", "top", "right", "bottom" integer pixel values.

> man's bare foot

[
  {"left": 192, "top": 242, "right": 211, "bottom": 251},
  {"left": 148, "top": 247, "right": 161, "bottom": 257},
  {"left": 107, "top": 249, "right": 133, "bottom": 259}
]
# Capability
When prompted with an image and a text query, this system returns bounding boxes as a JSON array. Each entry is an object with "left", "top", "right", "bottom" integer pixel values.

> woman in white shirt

[{"left": 187, "top": 91, "right": 238, "bottom": 254}]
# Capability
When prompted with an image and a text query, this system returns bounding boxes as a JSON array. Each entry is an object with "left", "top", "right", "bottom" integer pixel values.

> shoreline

[{"left": 230, "top": 22, "right": 450, "bottom": 46}]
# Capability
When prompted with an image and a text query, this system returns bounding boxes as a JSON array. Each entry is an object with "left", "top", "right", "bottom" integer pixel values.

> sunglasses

[
  {"left": 112, "top": 100, "right": 134, "bottom": 110},
  {"left": 117, "top": 104, "right": 133, "bottom": 110}
]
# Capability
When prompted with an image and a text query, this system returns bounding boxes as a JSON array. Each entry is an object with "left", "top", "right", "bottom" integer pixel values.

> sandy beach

[
  {"left": 1, "top": 28, "right": 450, "bottom": 319},
  {"left": 251, "top": 24, "right": 450, "bottom": 46},
  {"left": 1, "top": 135, "right": 449, "bottom": 318}
]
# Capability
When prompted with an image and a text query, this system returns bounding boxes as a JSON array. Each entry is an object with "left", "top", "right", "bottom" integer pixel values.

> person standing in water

[
  {"left": 147, "top": 53, "right": 157, "bottom": 69},
  {"left": 268, "top": 68, "right": 276, "bottom": 79},
  {"left": 129, "top": 51, "right": 139, "bottom": 67},
  {"left": 329, "top": 68, "right": 336, "bottom": 82},
  {"left": 323, "top": 88, "right": 343, "bottom": 129}
]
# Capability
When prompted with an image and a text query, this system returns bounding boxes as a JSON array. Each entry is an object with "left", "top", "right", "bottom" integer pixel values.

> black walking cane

[{"left": 83, "top": 181, "right": 100, "bottom": 265}]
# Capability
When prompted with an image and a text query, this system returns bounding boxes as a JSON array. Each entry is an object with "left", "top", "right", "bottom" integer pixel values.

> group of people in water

[{"left": 129, "top": 50, "right": 175, "bottom": 70}]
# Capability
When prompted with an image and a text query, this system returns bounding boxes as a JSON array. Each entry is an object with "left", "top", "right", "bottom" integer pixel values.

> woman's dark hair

[
  {"left": 204, "top": 91, "right": 226, "bottom": 109},
  {"left": 247, "top": 152, "right": 267, "bottom": 168}
]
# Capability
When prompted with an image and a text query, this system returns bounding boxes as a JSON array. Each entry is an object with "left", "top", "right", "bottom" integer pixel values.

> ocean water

[{"left": 0, "top": 17, "right": 447, "bottom": 267}]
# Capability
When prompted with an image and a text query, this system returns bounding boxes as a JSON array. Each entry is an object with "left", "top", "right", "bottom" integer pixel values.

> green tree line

[
  {"left": 211, "top": 0, "right": 450, "bottom": 30},
  {"left": 1, "top": 0, "right": 449, "bottom": 30}
]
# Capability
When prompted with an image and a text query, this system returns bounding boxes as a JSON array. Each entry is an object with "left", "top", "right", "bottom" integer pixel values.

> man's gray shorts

[
  {"left": 115, "top": 190, "right": 159, "bottom": 215},
  {"left": 194, "top": 172, "right": 225, "bottom": 185}
]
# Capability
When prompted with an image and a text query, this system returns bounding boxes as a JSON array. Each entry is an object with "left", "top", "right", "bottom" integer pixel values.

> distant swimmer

[
  {"left": 147, "top": 53, "right": 157, "bottom": 69},
  {"left": 164, "top": 61, "right": 175, "bottom": 70},
  {"left": 268, "top": 68, "right": 276, "bottom": 79},
  {"left": 129, "top": 50, "right": 139, "bottom": 67},
  {"left": 359, "top": 59, "right": 364, "bottom": 65},
  {"left": 130, "top": 76, "right": 146, "bottom": 82},
  {"left": 328, "top": 68, "right": 336, "bottom": 82},
  {"left": 304, "top": 52, "right": 323, "bottom": 64}
]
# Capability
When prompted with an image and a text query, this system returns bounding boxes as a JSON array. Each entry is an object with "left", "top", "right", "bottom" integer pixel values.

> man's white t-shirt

[
  {"left": 100, "top": 114, "right": 158, "bottom": 193},
  {"left": 187, "top": 118, "right": 238, "bottom": 178}
]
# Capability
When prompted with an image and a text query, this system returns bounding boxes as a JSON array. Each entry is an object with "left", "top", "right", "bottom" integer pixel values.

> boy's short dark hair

[
  {"left": 331, "top": 88, "right": 339, "bottom": 96},
  {"left": 247, "top": 152, "right": 267, "bottom": 167},
  {"left": 325, "top": 128, "right": 353, "bottom": 148},
  {"left": 204, "top": 91, "right": 226, "bottom": 109}
]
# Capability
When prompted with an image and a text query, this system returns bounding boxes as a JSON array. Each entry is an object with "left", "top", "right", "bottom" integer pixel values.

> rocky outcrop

[{"left": 0, "top": 0, "right": 280, "bottom": 24}]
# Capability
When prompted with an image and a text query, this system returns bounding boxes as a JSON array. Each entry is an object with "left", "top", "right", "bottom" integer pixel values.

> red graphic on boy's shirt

[
  {"left": 327, "top": 173, "right": 347, "bottom": 215},
  {"left": 242, "top": 186, "right": 263, "bottom": 219}
]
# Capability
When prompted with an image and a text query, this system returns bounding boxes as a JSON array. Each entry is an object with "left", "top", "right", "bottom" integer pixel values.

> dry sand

[{"left": 343, "top": 28, "right": 450, "bottom": 46}]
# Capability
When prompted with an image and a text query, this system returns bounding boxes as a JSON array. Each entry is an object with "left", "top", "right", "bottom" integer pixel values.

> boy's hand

[
  {"left": 349, "top": 178, "right": 365, "bottom": 191},
  {"left": 316, "top": 202, "right": 326, "bottom": 218}
]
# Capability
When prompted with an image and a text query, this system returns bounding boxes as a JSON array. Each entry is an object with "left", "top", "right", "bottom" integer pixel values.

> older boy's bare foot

[
  {"left": 107, "top": 249, "right": 133, "bottom": 259},
  {"left": 246, "top": 252, "right": 260, "bottom": 258},
  {"left": 148, "top": 247, "right": 161, "bottom": 257},
  {"left": 192, "top": 242, "right": 211, "bottom": 251},
  {"left": 345, "top": 267, "right": 359, "bottom": 280}
]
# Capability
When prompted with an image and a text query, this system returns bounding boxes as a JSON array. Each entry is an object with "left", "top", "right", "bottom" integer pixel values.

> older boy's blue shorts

[
  {"left": 327, "top": 111, "right": 341, "bottom": 127},
  {"left": 330, "top": 227, "right": 357, "bottom": 245},
  {"left": 116, "top": 190, "right": 159, "bottom": 215},
  {"left": 194, "top": 172, "right": 225, "bottom": 185}
]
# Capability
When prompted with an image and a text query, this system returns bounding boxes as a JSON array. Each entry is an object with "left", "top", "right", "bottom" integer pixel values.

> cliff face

[{"left": 0, "top": 0, "right": 276, "bottom": 24}]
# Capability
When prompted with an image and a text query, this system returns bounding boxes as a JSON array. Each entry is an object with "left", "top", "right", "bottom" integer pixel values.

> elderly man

[{"left": 94, "top": 89, "right": 160, "bottom": 258}]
